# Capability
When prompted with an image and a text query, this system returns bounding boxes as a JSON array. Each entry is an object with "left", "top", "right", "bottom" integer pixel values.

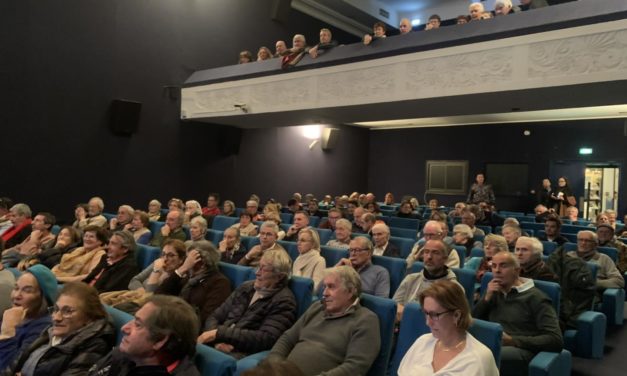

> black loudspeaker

[
  {"left": 271, "top": 0, "right": 292, "bottom": 23},
  {"left": 217, "top": 127, "right": 242, "bottom": 156},
  {"left": 109, "top": 99, "right": 141, "bottom": 136},
  {"left": 321, "top": 128, "right": 339, "bottom": 151}
]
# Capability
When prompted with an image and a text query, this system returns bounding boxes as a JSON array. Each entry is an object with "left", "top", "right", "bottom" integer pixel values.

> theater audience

[
  {"left": 245, "top": 200, "right": 261, "bottom": 221},
  {"left": 202, "top": 193, "right": 221, "bottom": 217},
  {"left": 127, "top": 210, "right": 152, "bottom": 245},
  {"left": 0, "top": 198, "right": 14, "bottom": 236},
  {"left": 238, "top": 50, "right": 253, "bottom": 64},
  {"left": 128, "top": 239, "right": 186, "bottom": 293},
  {"left": 596, "top": 223, "right": 627, "bottom": 273},
  {"left": 397, "top": 200, "right": 419, "bottom": 219},
  {"left": 150, "top": 209, "right": 186, "bottom": 248},
  {"left": 552, "top": 176, "right": 574, "bottom": 217},
  {"left": 219, "top": 227, "right": 248, "bottom": 264},
  {"left": 168, "top": 198, "right": 185, "bottom": 212},
  {"left": 281, "top": 34, "right": 308, "bottom": 69},
  {"left": 372, "top": 223, "right": 400, "bottom": 257},
  {"left": 494, "top": 0, "right": 520, "bottom": 15},
  {"left": 2, "top": 212, "right": 55, "bottom": 267},
  {"left": 198, "top": 250, "right": 297, "bottom": 358},
  {"left": 0, "top": 265, "right": 57, "bottom": 371},
  {"left": 360, "top": 213, "right": 377, "bottom": 236},
  {"left": 0, "top": 264, "right": 15, "bottom": 315},
  {"left": 147, "top": 199, "right": 163, "bottom": 221},
  {"left": 469, "top": 2, "right": 484, "bottom": 21},
  {"left": 407, "top": 221, "right": 460, "bottom": 270},
  {"left": 398, "top": 280, "right": 498, "bottom": 376},
  {"left": 565, "top": 205, "right": 579, "bottom": 222},
  {"left": 1, "top": 204, "right": 33, "bottom": 250},
  {"left": 501, "top": 224, "right": 522, "bottom": 251},
  {"left": 326, "top": 218, "right": 352, "bottom": 249},
  {"left": 569, "top": 230, "right": 624, "bottom": 293},
  {"left": 284, "top": 211, "right": 310, "bottom": 241},
  {"left": 451, "top": 224, "right": 482, "bottom": 257},
  {"left": 292, "top": 227, "right": 326, "bottom": 291},
  {"left": 336, "top": 236, "right": 390, "bottom": 298},
  {"left": 537, "top": 215, "right": 569, "bottom": 245},
  {"left": 75, "top": 197, "right": 107, "bottom": 230},
  {"left": 472, "top": 234, "right": 507, "bottom": 283},
  {"left": 230, "top": 212, "right": 258, "bottom": 237},
  {"left": 239, "top": 221, "right": 287, "bottom": 267},
  {"left": 222, "top": 200, "right": 237, "bottom": 217},
  {"left": 52, "top": 226, "right": 107, "bottom": 283},
  {"left": 109, "top": 205, "right": 134, "bottom": 232},
  {"left": 399, "top": 18, "right": 412, "bottom": 34},
  {"left": 448, "top": 202, "right": 466, "bottom": 219},
  {"left": 364, "top": 202, "right": 382, "bottom": 217},
  {"left": 89, "top": 295, "right": 201, "bottom": 376},
  {"left": 268, "top": 266, "right": 380, "bottom": 375},
  {"left": 83, "top": 230, "right": 139, "bottom": 293},
  {"left": 305, "top": 200, "right": 323, "bottom": 218},
  {"left": 425, "top": 14, "right": 441, "bottom": 30},
  {"left": 5, "top": 282, "right": 114, "bottom": 376},
  {"left": 156, "top": 240, "right": 231, "bottom": 325},
  {"left": 186, "top": 216, "right": 208, "bottom": 246},
  {"left": 274, "top": 40, "right": 287, "bottom": 57},
  {"left": 308, "top": 28, "right": 338, "bottom": 58},
  {"left": 457, "top": 15, "right": 470, "bottom": 24},
  {"left": 257, "top": 46, "right": 273, "bottom": 61},
  {"left": 37, "top": 226, "right": 82, "bottom": 269},
  {"left": 363, "top": 21, "right": 386, "bottom": 45},
  {"left": 515, "top": 237, "right": 558, "bottom": 282},
  {"left": 319, "top": 208, "right": 342, "bottom": 230},
  {"left": 183, "top": 200, "right": 202, "bottom": 226},
  {"left": 394, "top": 239, "right": 459, "bottom": 321},
  {"left": 473, "top": 252, "right": 563, "bottom": 376}
]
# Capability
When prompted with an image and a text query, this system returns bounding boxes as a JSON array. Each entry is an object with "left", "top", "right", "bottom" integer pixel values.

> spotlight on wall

[
  {"left": 411, "top": 18, "right": 421, "bottom": 26},
  {"left": 302, "top": 125, "right": 322, "bottom": 149}
]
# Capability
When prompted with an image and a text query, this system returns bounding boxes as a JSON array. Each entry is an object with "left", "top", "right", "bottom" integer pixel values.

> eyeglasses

[
  {"left": 423, "top": 232, "right": 441, "bottom": 238},
  {"left": 259, "top": 231, "right": 275, "bottom": 237},
  {"left": 349, "top": 248, "right": 369, "bottom": 254},
  {"left": 422, "top": 309, "right": 453, "bottom": 321},
  {"left": 48, "top": 306, "right": 77, "bottom": 319},
  {"left": 577, "top": 239, "right": 595, "bottom": 243},
  {"left": 161, "top": 252, "right": 178, "bottom": 258}
]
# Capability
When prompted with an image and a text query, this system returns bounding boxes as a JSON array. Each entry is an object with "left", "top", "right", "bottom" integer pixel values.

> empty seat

[
  {"left": 212, "top": 215, "right": 239, "bottom": 231},
  {"left": 372, "top": 255, "right": 407, "bottom": 298}
]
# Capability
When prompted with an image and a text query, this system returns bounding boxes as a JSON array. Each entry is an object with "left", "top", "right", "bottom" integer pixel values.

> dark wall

[
  {"left": 368, "top": 120, "right": 627, "bottom": 215},
  {"left": 1, "top": 0, "right": 362, "bottom": 223}
]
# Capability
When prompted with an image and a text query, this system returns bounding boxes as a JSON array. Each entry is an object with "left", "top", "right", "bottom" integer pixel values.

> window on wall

[{"left": 426, "top": 160, "right": 468, "bottom": 195}]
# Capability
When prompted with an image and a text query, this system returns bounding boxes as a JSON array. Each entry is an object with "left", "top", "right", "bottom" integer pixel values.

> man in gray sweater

[{"left": 268, "top": 266, "right": 380, "bottom": 376}]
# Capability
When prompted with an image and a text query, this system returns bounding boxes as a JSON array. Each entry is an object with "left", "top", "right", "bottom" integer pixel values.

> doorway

[{"left": 583, "top": 165, "right": 620, "bottom": 221}]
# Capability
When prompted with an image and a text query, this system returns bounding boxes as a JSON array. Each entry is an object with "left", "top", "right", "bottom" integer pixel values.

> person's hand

[
  {"left": 336, "top": 258, "right": 352, "bottom": 267},
  {"left": 55, "top": 237, "right": 69, "bottom": 248},
  {"left": 161, "top": 224, "right": 171, "bottom": 237},
  {"left": 363, "top": 34, "right": 372, "bottom": 45},
  {"left": 502, "top": 332, "right": 514, "bottom": 346},
  {"left": 425, "top": 23, "right": 434, "bottom": 30},
  {"left": 76, "top": 209, "right": 86, "bottom": 221},
  {"left": 484, "top": 279, "right": 502, "bottom": 302},
  {"left": 215, "top": 343, "right": 234, "bottom": 353},
  {"left": 1, "top": 307, "right": 27, "bottom": 338},
  {"left": 309, "top": 46, "right": 319, "bottom": 58},
  {"left": 178, "top": 250, "right": 201, "bottom": 275},
  {"left": 123, "top": 223, "right": 133, "bottom": 231},
  {"left": 153, "top": 258, "right": 165, "bottom": 271},
  {"left": 197, "top": 329, "right": 217, "bottom": 344},
  {"left": 246, "top": 245, "right": 263, "bottom": 260},
  {"left": 218, "top": 239, "right": 228, "bottom": 253},
  {"left": 109, "top": 218, "right": 118, "bottom": 230},
  {"left": 29, "top": 230, "right": 42, "bottom": 241}
]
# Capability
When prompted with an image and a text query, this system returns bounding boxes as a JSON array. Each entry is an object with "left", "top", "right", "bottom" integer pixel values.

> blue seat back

[
  {"left": 451, "top": 246, "right": 465, "bottom": 268},
  {"left": 452, "top": 268, "right": 476, "bottom": 308},
  {"left": 148, "top": 221, "right": 165, "bottom": 236},
  {"left": 390, "top": 227, "right": 418, "bottom": 240},
  {"left": 541, "top": 240, "right": 558, "bottom": 255},
  {"left": 308, "top": 216, "right": 320, "bottom": 227},
  {"left": 289, "top": 276, "right": 314, "bottom": 319},
  {"left": 410, "top": 261, "right": 425, "bottom": 274},
  {"left": 104, "top": 305, "right": 134, "bottom": 345},
  {"left": 586, "top": 262, "right": 598, "bottom": 280},
  {"left": 277, "top": 240, "right": 299, "bottom": 261},
  {"left": 470, "top": 248, "right": 485, "bottom": 258},
  {"left": 195, "top": 343, "right": 237, "bottom": 376},
  {"left": 218, "top": 262, "right": 255, "bottom": 289},
  {"left": 279, "top": 212, "right": 293, "bottom": 224},
  {"left": 239, "top": 236, "right": 260, "bottom": 251},
  {"left": 388, "top": 217, "right": 420, "bottom": 230},
  {"left": 562, "top": 224, "right": 590, "bottom": 234},
  {"left": 468, "top": 318, "right": 503, "bottom": 367},
  {"left": 521, "top": 222, "right": 545, "bottom": 232},
  {"left": 212, "top": 215, "right": 239, "bottom": 231},
  {"left": 360, "top": 294, "right": 397, "bottom": 376},
  {"left": 135, "top": 244, "right": 161, "bottom": 270},
  {"left": 103, "top": 213, "right": 116, "bottom": 222},
  {"left": 477, "top": 225, "right": 492, "bottom": 234},
  {"left": 320, "top": 246, "right": 349, "bottom": 267},
  {"left": 598, "top": 246, "right": 618, "bottom": 262},
  {"left": 389, "top": 302, "right": 429, "bottom": 375},
  {"left": 206, "top": 229, "right": 224, "bottom": 245},
  {"left": 372, "top": 255, "right": 407, "bottom": 298},
  {"left": 390, "top": 236, "right": 416, "bottom": 259},
  {"left": 563, "top": 242, "right": 577, "bottom": 252},
  {"left": 316, "top": 228, "right": 333, "bottom": 245},
  {"left": 51, "top": 225, "right": 61, "bottom": 235}
]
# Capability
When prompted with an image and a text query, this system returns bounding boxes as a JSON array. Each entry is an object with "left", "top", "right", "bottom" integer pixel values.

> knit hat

[
  {"left": 26, "top": 264, "right": 58, "bottom": 306},
  {"left": 597, "top": 223, "right": 614, "bottom": 233}
]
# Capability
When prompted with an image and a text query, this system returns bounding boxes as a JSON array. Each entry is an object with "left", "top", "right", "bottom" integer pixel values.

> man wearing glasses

[
  {"left": 406, "top": 221, "right": 460, "bottom": 270},
  {"left": 239, "top": 222, "right": 286, "bottom": 268},
  {"left": 568, "top": 230, "right": 624, "bottom": 292},
  {"left": 336, "top": 236, "right": 390, "bottom": 298},
  {"left": 319, "top": 208, "right": 342, "bottom": 231},
  {"left": 473, "top": 252, "right": 562, "bottom": 376}
]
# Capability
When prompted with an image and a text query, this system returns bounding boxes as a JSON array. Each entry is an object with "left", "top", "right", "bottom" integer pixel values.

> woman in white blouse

[
  {"left": 398, "top": 280, "right": 499, "bottom": 376},
  {"left": 292, "top": 227, "right": 326, "bottom": 291}
]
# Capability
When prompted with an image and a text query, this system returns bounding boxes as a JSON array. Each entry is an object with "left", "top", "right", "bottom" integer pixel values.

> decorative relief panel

[
  {"left": 249, "top": 78, "right": 312, "bottom": 110},
  {"left": 528, "top": 30, "right": 627, "bottom": 77},
  {"left": 316, "top": 66, "right": 395, "bottom": 104},
  {"left": 190, "top": 87, "right": 248, "bottom": 114},
  {"left": 405, "top": 49, "right": 514, "bottom": 92}
]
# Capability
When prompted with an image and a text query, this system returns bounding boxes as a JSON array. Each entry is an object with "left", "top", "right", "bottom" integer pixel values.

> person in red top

[
  {"left": 201, "top": 193, "right": 221, "bottom": 217},
  {"left": 1, "top": 203, "right": 33, "bottom": 250}
]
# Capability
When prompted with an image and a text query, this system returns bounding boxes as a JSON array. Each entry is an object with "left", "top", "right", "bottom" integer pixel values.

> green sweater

[
  {"left": 473, "top": 280, "right": 563, "bottom": 354},
  {"left": 268, "top": 300, "right": 380, "bottom": 376}
]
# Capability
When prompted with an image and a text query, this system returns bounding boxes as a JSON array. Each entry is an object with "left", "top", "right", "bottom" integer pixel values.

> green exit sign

[{"left": 579, "top": 148, "right": 593, "bottom": 155}]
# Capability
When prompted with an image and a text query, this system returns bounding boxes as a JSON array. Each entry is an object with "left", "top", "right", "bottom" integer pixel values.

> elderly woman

[
  {"left": 397, "top": 201, "right": 419, "bottom": 219},
  {"left": 0, "top": 265, "right": 57, "bottom": 371},
  {"left": 398, "top": 280, "right": 498, "bottom": 375},
  {"left": 470, "top": 234, "right": 508, "bottom": 283},
  {"left": 264, "top": 212, "right": 286, "bottom": 240},
  {"left": 326, "top": 219, "right": 352, "bottom": 249},
  {"left": 37, "top": 226, "right": 82, "bottom": 269},
  {"left": 156, "top": 240, "right": 231, "bottom": 325},
  {"left": 384, "top": 192, "right": 395, "bottom": 205},
  {"left": 198, "top": 250, "right": 297, "bottom": 358},
  {"left": 184, "top": 200, "right": 202, "bottom": 226},
  {"left": 168, "top": 198, "right": 185, "bottom": 212},
  {"left": 257, "top": 46, "right": 273, "bottom": 61},
  {"left": 4, "top": 282, "right": 114, "bottom": 376},
  {"left": 452, "top": 224, "right": 482, "bottom": 257},
  {"left": 219, "top": 228, "right": 248, "bottom": 264},
  {"left": 222, "top": 200, "right": 237, "bottom": 217},
  {"left": 52, "top": 226, "right": 107, "bottom": 283},
  {"left": 293, "top": 227, "right": 326, "bottom": 291},
  {"left": 147, "top": 199, "right": 163, "bottom": 221},
  {"left": 185, "top": 216, "right": 208, "bottom": 247},
  {"left": 127, "top": 210, "right": 152, "bottom": 245},
  {"left": 230, "top": 212, "right": 258, "bottom": 237}
]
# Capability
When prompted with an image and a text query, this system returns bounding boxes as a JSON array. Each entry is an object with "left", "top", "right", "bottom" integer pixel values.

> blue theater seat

[
  {"left": 372, "top": 255, "right": 407, "bottom": 298},
  {"left": 212, "top": 215, "right": 239, "bottom": 231}
]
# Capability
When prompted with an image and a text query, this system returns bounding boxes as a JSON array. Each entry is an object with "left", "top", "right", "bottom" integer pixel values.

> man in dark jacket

[
  {"left": 516, "top": 237, "right": 558, "bottom": 282},
  {"left": 198, "top": 250, "right": 297, "bottom": 358},
  {"left": 83, "top": 231, "right": 139, "bottom": 293},
  {"left": 89, "top": 295, "right": 201, "bottom": 376}
]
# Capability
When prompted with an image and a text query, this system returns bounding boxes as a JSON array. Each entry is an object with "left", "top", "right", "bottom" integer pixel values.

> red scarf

[{"left": 1, "top": 219, "right": 32, "bottom": 242}]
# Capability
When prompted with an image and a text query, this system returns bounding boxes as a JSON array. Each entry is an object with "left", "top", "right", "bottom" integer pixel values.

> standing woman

[
  {"left": 552, "top": 176, "right": 575, "bottom": 217},
  {"left": 4, "top": 282, "right": 114, "bottom": 376},
  {"left": 467, "top": 173, "right": 495, "bottom": 205},
  {"left": 398, "top": 280, "right": 498, "bottom": 376},
  {"left": 0, "top": 265, "right": 57, "bottom": 371}
]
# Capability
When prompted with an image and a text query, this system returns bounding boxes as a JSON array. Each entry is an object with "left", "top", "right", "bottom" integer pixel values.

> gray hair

[
  {"left": 335, "top": 218, "right": 352, "bottom": 231},
  {"left": 352, "top": 236, "right": 373, "bottom": 254},
  {"left": 498, "top": 250, "right": 520, "bottom": 269},
  {"left": 372, "top": 223, "right": 390, "bottom": 235},
  {"left": 224, "top": 226, "right": 240, "bottom": 240},
  {"left": 246, "top": 200, "right": 258, "bottom": 208},
  {"left": 89, "top": 197, "right": 105, "bottom": 211},
  {"left": 577, "top": 230, "right": 598, "bottom": 244},
  {"left": 299, "top": 227, "right": 320, "bottom": 250},
  {"left": 503, "top": 217, "right": 520, "bottom": 226},
  {"left": 518, "top": 236, "right": 543, "bottom": 257},
  {"left": 168, "top": 209, "right": 185, "bottom": 226},
  {"left": 11, "top": 203, "right": 32, "bottom": 218},
  {"left": 495, "top": 0, "right": 512, "bottom": 7},
  {"left": 453, "top": 224, "right": 473, "bottom": 239},
  {"left": 470, "top": 2, "right": 484, "bottom": 11},
  {"left": 260, "top": 221, "right": 279, "bottom": 234},
  {"left": 190, "top": 216, "right": 208, "bottom": 234},
  {"left": 261, "top": 249, "right": 292, "bottom": 281},
  {"left": 119, "top": 205, "right": 135, "bottom": 217},
  {"left": 484, "top": 234, "right": 508, "bottom": 253},
  {"left": 112, "top": 230, "right": 137, "bottom": 253},
  {"left": 502, "top": 224, "right": 522, "bottom": 236},
  {"left": 323, "top": 266, "right": 362, "bottom": 299},
  {"left": 423, "top": 239, "right": 450, "bottom": 257},
  {"left": 188, "top": 240, "right": 220, "bottom": 272},
  {"left": 149, "top": 199, "right": 161, "bottom": 208}
]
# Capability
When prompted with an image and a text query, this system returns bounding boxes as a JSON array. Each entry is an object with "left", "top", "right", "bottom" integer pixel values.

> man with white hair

[
  {"left": 76, "top": 196, "right": 107, "bottom": 229},
  {"left": 336, "top": 236, "right": 390, "bottom": 298},
  {"left": 239, "top": 221, "right": 287, "bottom": 268},
  {"left": 371, "top": 223, "right": 400, "bottom": 258},
  {"left": 515, "top": 237, "right": 557, "bottom": 281},
  {"left": 1, "top": 203, "right": 33, "bottom": 249},
  {"left": 494, "top": 0, "right": 519, "bottom": 15},
  {"left": 398, "top": 18, "right": 412, "bottom": 35},
  {"left": 469, "top": 2, "right": 485, "bottom": 21},
  {"left": 351, "top": 207, "right": 366, "bottom": 233},
  {"left": 406, "top": 220, "right": 460, "bottom": 269},
  {"left": 109, "top": 205, "right": 134, "bottom": 231},
  {"left": 569, "top": 230, "right": 624, "bottom": 292},
  {"left": 245, "top": 200, "right": 261, "bottom": 222},
  {"left": 150, "top": 210, "right": 186, "bottom": 248}
]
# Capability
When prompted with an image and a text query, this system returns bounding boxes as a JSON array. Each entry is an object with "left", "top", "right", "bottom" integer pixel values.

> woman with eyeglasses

[
  {"left": 398, "top": 280, "right": 498, "bottom": 376},
  {"left": 0, "top": 265, "right": 57, "bottom": 371},
  {"left": 4, "top": 282, "right": 114, "bottom": 376}
]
